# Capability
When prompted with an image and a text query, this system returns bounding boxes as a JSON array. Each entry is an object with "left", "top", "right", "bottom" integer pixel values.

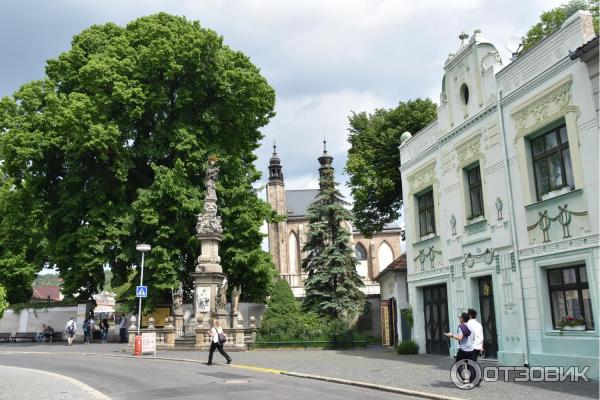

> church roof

[
  {"left": 285, "top": 189, "right": 320, "bottom": 219},
  {"left": 284, "top": 189, "right": 403, "bottom": 237}
]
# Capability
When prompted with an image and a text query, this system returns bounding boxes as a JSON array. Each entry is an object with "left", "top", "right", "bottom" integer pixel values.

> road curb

[
  {"left": 280, "top": 371, "right": 465, "bottom": 400},
  {"left": 95, "top": 352, "right": 465, "bottom": 400},
  {"left": 1, "top": 350, "right": 465, "bottom": 400}
]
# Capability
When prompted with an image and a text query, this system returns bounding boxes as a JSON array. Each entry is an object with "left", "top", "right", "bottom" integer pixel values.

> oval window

[{"left": 460, "top": 83, "right": 470, "bottom": 105}]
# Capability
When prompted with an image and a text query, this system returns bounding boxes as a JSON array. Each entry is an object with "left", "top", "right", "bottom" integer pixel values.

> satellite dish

[{"left": 505, "top": 36, "right": 522, "bottom": 55}]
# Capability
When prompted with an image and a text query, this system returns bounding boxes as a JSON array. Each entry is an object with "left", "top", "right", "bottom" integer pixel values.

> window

[
  {"left": 531, "top": 124, "right": 574, "bottom": 200},
  {"left": 547, "top": 265, "right": 594, "bottom": 330},
  {"left": 355, "top": 244, "right": 367, "bottom": 261},
  {"left": 378, "top": 241, "right": 394, "bottom": 272},
  {"left": 460, "top": 83, "right": 469, "bottom": 105},
  {"left": 288, "top": 231, "right": 300, "bottom": 273},
  {"left": 355, "top": 244, "right": 368, "bottom": 279},
  {"left": 418, "top": 190, "right": 435, "bottom": 237},
  {"left": 467, "top": 164, "right": 484, "bottom": 219}
]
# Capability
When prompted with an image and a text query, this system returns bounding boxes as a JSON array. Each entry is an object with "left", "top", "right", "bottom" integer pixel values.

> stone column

[
  {"left": 193, "top": 158, "right": 230, "bottom": 328},
  {"left": 164, "top": 317, "right": 175, "bottom": 347},
  {"left": 147, "top": 317, "right": 155, "bottom": 331},
  {"left": 128, "top": 316, "right": 137, "bottom": 346},
  {"left": 247, "top": 316, "right": 257, "bottom": 350},
  {"left": 195, "top": 316, "right": 209, "bottom": 349}
]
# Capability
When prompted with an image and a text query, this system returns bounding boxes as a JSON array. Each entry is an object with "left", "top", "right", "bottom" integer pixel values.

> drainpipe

[{"left": 496, "top": 88, "right": 530, "bottom": 366}]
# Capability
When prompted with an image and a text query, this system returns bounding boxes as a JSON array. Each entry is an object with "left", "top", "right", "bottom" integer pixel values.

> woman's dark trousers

[{"left": 208, "top": 342, "right": 231, "bottom": 364}]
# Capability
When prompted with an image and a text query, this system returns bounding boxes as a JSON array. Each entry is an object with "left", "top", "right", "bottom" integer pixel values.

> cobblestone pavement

[{"left": 1, "top": 343, "right": 597, "bottom": 400}]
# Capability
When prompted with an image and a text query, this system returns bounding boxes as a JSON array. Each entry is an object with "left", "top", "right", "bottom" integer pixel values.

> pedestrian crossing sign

[{"left": 136, "top": 286, "right": 148, "bottom": 298}]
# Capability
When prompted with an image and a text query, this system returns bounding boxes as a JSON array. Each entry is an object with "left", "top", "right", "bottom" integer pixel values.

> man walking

[{"left": 467, "top": 308, "right": 484, "bottom": 361}]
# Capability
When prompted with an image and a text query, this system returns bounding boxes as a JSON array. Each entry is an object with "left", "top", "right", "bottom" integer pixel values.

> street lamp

[{"left": 136, "top": 243, "right": 151, "bottom": 335}]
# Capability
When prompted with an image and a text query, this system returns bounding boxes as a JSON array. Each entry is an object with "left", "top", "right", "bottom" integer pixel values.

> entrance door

[
  {"left": 380, "top": 300, "right": 391, "bottom": 346},
  {"left": 423, "top": 284, "right": 449, "bottom": 355},
  {"left": 389, "top": 298, "right": 398, "bottom": 346},
  {"left": 478, "top": 276, "right": 498, "bottom": 358}
]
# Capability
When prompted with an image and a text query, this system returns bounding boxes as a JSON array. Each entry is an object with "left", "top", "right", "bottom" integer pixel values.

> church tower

[
  {"left": 318, "top": 140, "right": 334, "bottom": 190},
  {"left": 266, "top": 145, "right": 288, "bottom": 275}
]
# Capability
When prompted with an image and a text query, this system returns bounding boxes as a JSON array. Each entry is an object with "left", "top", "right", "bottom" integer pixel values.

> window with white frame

[
  {"left": 418, "top": 189, "right": 435, "bottom": 237},
  {"left": 547, "top": 265, "right": 594, "bottom": 330},
  {"left": 531, "top": 123, "right": 574, "bottom": 201}
]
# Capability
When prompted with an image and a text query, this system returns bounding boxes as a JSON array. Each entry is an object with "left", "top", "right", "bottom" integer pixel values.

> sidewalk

[
  {"left": 1, "top": 343, "right": 597, "bottom": 400},
  {"left": 0, "top": 365, "right": 110, "bottom": 400}
]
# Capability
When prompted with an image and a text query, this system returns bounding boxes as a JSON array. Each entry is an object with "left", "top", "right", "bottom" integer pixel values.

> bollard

[{"left": 134, "top": 335, "right": 142, "bottom": 356}]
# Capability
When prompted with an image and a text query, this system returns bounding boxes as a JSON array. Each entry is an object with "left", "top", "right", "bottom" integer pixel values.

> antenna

[{"left": 505, "top": 36, "right": 522, "bottom": 57}]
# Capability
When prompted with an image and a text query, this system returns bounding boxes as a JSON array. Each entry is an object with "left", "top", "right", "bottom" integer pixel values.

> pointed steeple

[
  {"left": 318, "top": 138, "right": 334, "bottom": 188},
  {"left": 268, "top": 142, "right": 284, "bottom": 184}
]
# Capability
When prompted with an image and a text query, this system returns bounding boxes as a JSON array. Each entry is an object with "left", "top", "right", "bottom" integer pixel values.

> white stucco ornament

[{"left": 400, "top": 131, "right": 412, "bottom": 143}]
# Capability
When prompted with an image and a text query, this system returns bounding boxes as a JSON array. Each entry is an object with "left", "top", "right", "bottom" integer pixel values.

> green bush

[
  {"left": 258, "top": 280, "right": 326, "bottom": 341},
  {"left": 396, "top": 340, "right": 419, "bottom": 355},
  {"left": 258, "top": 280, "right": 369, "bottom": 347}
]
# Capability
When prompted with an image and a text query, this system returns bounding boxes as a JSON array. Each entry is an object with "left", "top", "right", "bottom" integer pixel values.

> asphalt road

[{"left": 0, "top": 352, "right": 420, "bottom": 400}]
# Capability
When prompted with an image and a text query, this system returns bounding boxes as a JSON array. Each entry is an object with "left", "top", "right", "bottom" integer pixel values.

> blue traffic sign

[{"left": 136, "top": 286, "right": 148, "bottom": 298}]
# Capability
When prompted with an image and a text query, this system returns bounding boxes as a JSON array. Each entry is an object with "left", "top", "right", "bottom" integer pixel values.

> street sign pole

[
  {"left": 137, "top": 250, "right": 145, "bottom": 336},
  {"left": 135, "top": 244, "right": 151, "bottom": 337}
]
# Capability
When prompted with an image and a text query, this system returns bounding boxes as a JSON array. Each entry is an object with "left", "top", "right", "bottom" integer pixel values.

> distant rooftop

[
  {"left": 285, "top": 188, "right": 403, "bottom": 234},
  {"left": 285, "top": 189, "right": 320, "bottom": 219},
  {"left": 32, "top": 286, "right": 62, "bottom": 302}
]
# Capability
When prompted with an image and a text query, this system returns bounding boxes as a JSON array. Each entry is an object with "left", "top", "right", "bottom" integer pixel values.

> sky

[{"left": 0, "top": 0, "right": 565, "bottom": 199}]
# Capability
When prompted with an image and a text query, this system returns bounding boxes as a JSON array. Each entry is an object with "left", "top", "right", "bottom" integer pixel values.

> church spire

[
  {"left": 318, "top": 138, "right": 334, "bottom": 188},
  {"left": 268, "top": 142, "right": 284, "bottom": 184}
]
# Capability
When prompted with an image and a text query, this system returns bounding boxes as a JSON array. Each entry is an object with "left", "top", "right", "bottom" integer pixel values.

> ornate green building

[{"left": 399, "top": 11, "right": 598, "bottom": 378}]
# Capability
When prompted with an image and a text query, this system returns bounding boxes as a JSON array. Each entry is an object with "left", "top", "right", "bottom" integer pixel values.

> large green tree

[
  {"left": 0, "top": 13, "right": 277, "bottom": 306},
  {"left": 302, "top": 155, "right": 365, "bottom": 321},
  {"left": 0, "top": 175, "right": 47, "bottom": 303},
  {"left": 0, "top": 285, "right": 9, "bottom": 319},
  {"left": 345, "top": 99, "right": 437, "bottom": 237},
  {"left": 521, "top": 0, "right": 599, "bottom": 54}
]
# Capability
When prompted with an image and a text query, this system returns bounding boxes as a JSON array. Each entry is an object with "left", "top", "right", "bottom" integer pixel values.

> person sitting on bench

[
  {"left": 36, "top": 324, "right": 48, "bottom": 342},
  {"left": 43, "top": 325, "right": 55, "bottom": 342}
]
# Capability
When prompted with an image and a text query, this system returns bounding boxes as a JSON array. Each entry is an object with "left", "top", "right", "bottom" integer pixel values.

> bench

[
  {"left": 0, "top": 332, "right": 11, "bottom": 342},
  {"left": 12, "top": 332, "right": 37, "bottom": 342},
  {"left": 50, "top": 331, "right": 63, "bottom": 342}
]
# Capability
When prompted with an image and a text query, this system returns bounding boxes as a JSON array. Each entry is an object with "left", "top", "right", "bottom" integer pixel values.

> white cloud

[
  {"left": 256, "top": 89, "right": 386, "bottom": 191},
  {"left": 1, "top": 0, "right": 571, "bottom": 208}
]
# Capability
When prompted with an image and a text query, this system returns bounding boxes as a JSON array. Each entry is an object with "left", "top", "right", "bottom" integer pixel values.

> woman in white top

[{"left": 207, "top": 319, "right": 231, "bottom": 365}]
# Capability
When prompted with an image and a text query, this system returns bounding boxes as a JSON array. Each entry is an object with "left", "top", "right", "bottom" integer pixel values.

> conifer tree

[{"left": 302, "top": 143, "right": 365, "bottom": 321}]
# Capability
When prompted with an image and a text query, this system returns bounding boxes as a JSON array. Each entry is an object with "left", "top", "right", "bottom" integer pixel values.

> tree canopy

[
  {"left": 0, "top": 285, "right": 8, "bottom": 319},
  {"left": 0, "top": 13, "right": 277, "bottom": 306},
  {"left": 302, "top": 157, "right": 364, "bottom": 321},
  {"left": 521, "top": 0, "right": 599, "bottom": 54},
  {"left": 345, "top": 99, "right": 437, "bottom": 237}
]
